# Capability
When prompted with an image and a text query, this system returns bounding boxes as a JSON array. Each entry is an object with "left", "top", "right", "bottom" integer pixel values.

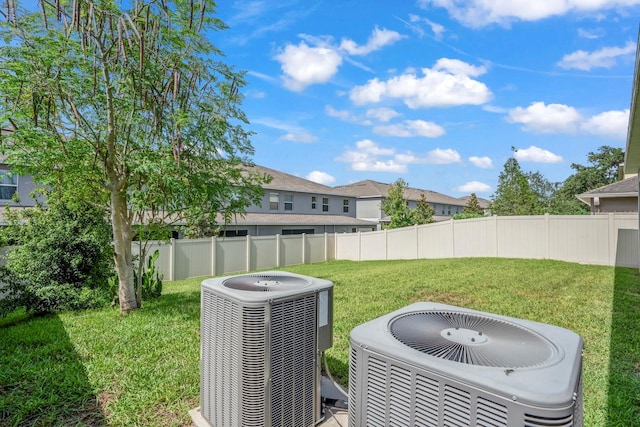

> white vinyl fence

[{"left": 142, "top": 213, "right": 638, "bottom": 281}]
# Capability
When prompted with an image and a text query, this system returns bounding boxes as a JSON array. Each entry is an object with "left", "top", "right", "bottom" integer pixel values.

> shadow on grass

[
  {"left": 0, "top": 314, "right": 106, "bottom": 426},
  {"left": 608, "top": 264, "right": 640, "bottom": 426}
]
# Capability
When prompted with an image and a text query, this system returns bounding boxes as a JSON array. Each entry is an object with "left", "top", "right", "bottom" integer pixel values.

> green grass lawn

[{"left": 1, "top": 258, "right": 638, "bottom": 426}]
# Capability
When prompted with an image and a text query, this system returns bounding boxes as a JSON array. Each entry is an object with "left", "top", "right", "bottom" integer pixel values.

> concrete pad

[{"left": 189, "top": 405, "right": 349, "bottom": 427}]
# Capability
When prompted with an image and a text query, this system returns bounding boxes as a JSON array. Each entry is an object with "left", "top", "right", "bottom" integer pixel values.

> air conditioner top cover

[
  {"left": 350, "top": 302, "right": 583, "bottom": 408},
  {"left": 201, "top": 270, "right": 333, "bottom": 303}
]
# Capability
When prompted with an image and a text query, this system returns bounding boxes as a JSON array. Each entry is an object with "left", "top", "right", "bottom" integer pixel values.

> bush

[{"left": 0, "top": 202, "right": 114, "bottom": 316}]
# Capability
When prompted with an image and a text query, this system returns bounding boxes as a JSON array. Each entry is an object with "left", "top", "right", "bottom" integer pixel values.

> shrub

[{"left": 0, "top": 202, "right": 114, "bottom": 316}]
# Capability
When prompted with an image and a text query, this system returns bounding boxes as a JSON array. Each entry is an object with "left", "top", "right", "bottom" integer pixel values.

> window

[
  {"left": 0, "top": 171, "right": 17, "bottom": 200},
  {"left": 322, "top": 197, "right": 329, "bottom": 212},
  {"left": 447, "top": 206, "right": 451, "bottom": 215},
  {"left": 343, "top": 199, "right": 349, "bottom": 213},
  {"left": 311, "top": 196, "right": 317, "bottom": 210},
  {"left": 219, "top": 229, "right": 248, "bottom": 237},
  {"left": 284, "top": 194, "right": 293, "bottom": 211},
  {"left": 269, "top": 193, "right": 279, "bottom": 210},
  {"left": 282, "top": 229, "right": 315, "bottom": 235}
]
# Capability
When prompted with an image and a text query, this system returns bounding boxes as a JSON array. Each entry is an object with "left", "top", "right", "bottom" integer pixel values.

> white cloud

[
  {"left": 482, "top": 105, "right": 507, "bottom": 114},
  {"left": 514, "top": 146, "right": 563, "bottom": 163},
  {"left": 281, "top": 131, "right": 318, "bottom": 143},
  {"left": 306, "top": 171, "right": 336, "bottom": 185},
  {"left": 557, "top": 41, "right": 636, "bottom": 70},
  {"left": 419, "top": 0, "right": 640, "bottom": 28},
  {"left": 356, "top": 139, "right": 395, "bottom": 155},
  {"left": 395, "top": 148, "right": 462, "bottom": 164},
  {"left": 407, "top": 14, "right": 446, "bottom": 40},
  {"left": 373, "top": 120, "right": 445, "bottom": 138},
  {"left": 455, "top": 181, "right": 492, "bottom": 193},
  {"left": 507, "top": 102, "right": 581, "bottom": 134},
  {"left": 275, "top": 41, "right": 343, "bottom": 91},
  {"left": 340, "top": 26, "right": 406, "bottom": 56},
  {"left": 253, "top": 117, "right": 318, "bottom": 143},
  {"left": 469, "top": 156, "right": 493, "bottom": 168},
  {"left": 325, "top": 105, "right": 372, "bottom": 125},
  {"left": 581, "top": 109, "right": 630, "bottom": 140},
  {"left": 506, "top": 102, "right": 629, "bottom": 140},
  {"left": 349, "top": 58, "right": 492, "bottom": 108},
  {"left": 366, "top": 107, "right": 401, "bottom": 122},
  {"left": 577, "top": 28, "right": 604, "bottom": 39},
  {"left": 336, "top": 139, "right": 463, "bottom": 172},
  {"left": 433, "top": 58, "right": 488, "bottom": 77}
]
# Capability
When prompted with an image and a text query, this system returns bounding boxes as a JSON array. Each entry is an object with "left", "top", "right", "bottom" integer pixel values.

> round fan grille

[
  {"left": 389, "top": 310, "right": 555, "bottom": 368},
  {"left": 222, "top": 274, "right": 312, "bottom": 292}
]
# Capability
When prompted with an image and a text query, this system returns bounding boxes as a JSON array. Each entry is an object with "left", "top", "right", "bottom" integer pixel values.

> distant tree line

[
  {"left": 491, "top": 146, "right": 624, "bottom": 216},
  {"left": 382, "top": 145, "right": 624, "bottom": 228}
]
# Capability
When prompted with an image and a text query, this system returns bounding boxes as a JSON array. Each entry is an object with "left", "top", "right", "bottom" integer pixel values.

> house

[
  {"left": 334, "top": 180, "right": 481, "bottom": 224},
  {"left": 576, "top": 177, "right": 638, "bottom": 214},
  {"left": 623, "top": 29, "right": 640, "bottom": 270},
  {"left": 231, "top": 164, "right": 378, "bottom": 236},
  {"left": 0, "top": 128, "right": 41, "bottom": 216}
]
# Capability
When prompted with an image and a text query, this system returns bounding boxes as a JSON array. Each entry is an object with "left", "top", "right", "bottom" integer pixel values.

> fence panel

[
  {"left": 250, "top": 236, "right": 278, "bottom": 271},
  {"left": 360, "top": 231, "right": 387, "bottom": 260},
  {"left": 306, "top": 234, "right": 327, "bottom": 264},
  {"left": 549, "top": 216, "right": 610, "bottom": 265},
  {"left": 387, "top": 227, "right": 418, "bottom": 260},
  {"left": 215, "top": 237, "right": 248, "bottom": 275},
  {"left": 280, "top": 235, "right": 303, "bottom": 266},
  {"left": 335, "top": 233, "right": 360, "bottom": 260},
  {"left": 174, "top": 239, "right": 212, "bottom": 279},
  {"left": 496, "top": 216, "right": 547, "bottom": 259},
  {"left": 417, "top": 221, "right": 454, "bottom": 259},
  {"left": 452, "top": 217, "right": 497, "bottom": 258}
]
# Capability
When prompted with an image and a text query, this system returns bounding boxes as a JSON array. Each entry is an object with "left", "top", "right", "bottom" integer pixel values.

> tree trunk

[{"left": 111, "top": 187, "right": 137, "bottom": 313}]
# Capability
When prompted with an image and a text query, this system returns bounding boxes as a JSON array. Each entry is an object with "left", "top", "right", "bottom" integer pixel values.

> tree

[
  {"left": 0, "top": 0, "right": 269, "bottom": 312},
  {"left": 491, "top": 157, "right": 541, "bottom": 215},
  {"left": 462, "top": 193, "right": 484, "bottom": 216},
  {"left": 381, "top": 178, "right": 413, "bottom": 229},
  {"left": 412, "top": 193, "right": 435, "bottom": 225},
  {"left": 553, "top": 146, "right": 624, "bottom": 214}
]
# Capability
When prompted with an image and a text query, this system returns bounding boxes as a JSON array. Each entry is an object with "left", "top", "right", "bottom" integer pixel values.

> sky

[{"left": 214, "top": 0, "right": 640, "bottom": 197}]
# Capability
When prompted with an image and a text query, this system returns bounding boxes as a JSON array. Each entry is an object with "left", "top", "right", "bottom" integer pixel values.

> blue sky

[{"left": 215, "top": 1, "right": 639, "bottom": 197}]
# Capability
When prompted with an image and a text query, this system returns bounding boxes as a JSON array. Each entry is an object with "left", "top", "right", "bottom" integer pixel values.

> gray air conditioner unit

[
  {"left": 349, "top": 302, "right": 583, "bottom": 427},
  {"left": 200, "top": 271, "right": 333, "bottom": 427}
]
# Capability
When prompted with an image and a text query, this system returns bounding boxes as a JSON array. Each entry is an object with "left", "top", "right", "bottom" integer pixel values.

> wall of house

[
  {"left": 354, "top": 199, "right": 383, "bottom": 221},
  {"left": 222, "top": 224, "right": 373, "bottom": 237},
  {"left": 591, "top": 197, "right": 637, "bottom": 214},
  {"left": 143, "top": 213, "right": 638, "bottom": 280},
  {"left": 245, "top": 190, "right": 357, "bottom": 217}
]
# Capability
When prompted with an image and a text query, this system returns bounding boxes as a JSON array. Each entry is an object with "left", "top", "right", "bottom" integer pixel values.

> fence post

[
  {"left": 545, "top": 213, "right": 550, "bottom": 260},
  {"left": 276, "top": 234, "right": 281, "bottom": 268},
  {"left": 246, "top": 235, "right": 251, "bottom": 272},
  {"left": 494, "top": 215, "right": 499, "bottom": 257},
  {"left": 608, "top": 213, "right": 616, "bottom": 266},
  {"left": 211, "top": 236, "right": 217, "bottom": 277},
  {"left": 358, "top": 231, "right": 362, "bottom": 261},
  {"left": 324, "top": 232, "right": 328, "bottom": 262},
  {"left": 415, "top": 224, "right": 419, "bottom": 259},
  {"left": 385, "top": 229, "right": 388, "bottom": 260},
  {"left": 302, "top": 233, "right": 307, "bottom": 264},
  {"left": 450, "top": 219, "right": 455, "bottom": 258},
  {"left": 169, "top": 238, "right": 175, "bottom": 281}
]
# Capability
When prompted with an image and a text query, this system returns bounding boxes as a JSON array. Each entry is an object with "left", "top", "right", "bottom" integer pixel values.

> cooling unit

[
  {"left": 349, "top": 302, "right": 583, "bottom": 427},
  {"left": 200, "top": 271, "right": 333, "bottom": 427}
]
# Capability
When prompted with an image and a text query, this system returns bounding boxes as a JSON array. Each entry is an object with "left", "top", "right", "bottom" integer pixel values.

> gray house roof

[
  {"left": 334, "top": 179, "right": 469, "bottom": 206},
  {"left": 576, "top": 176, "right": 638, "bottom": 204},
  {"left": 246, "top": 164, "right": 352, "bottom": 196}
]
